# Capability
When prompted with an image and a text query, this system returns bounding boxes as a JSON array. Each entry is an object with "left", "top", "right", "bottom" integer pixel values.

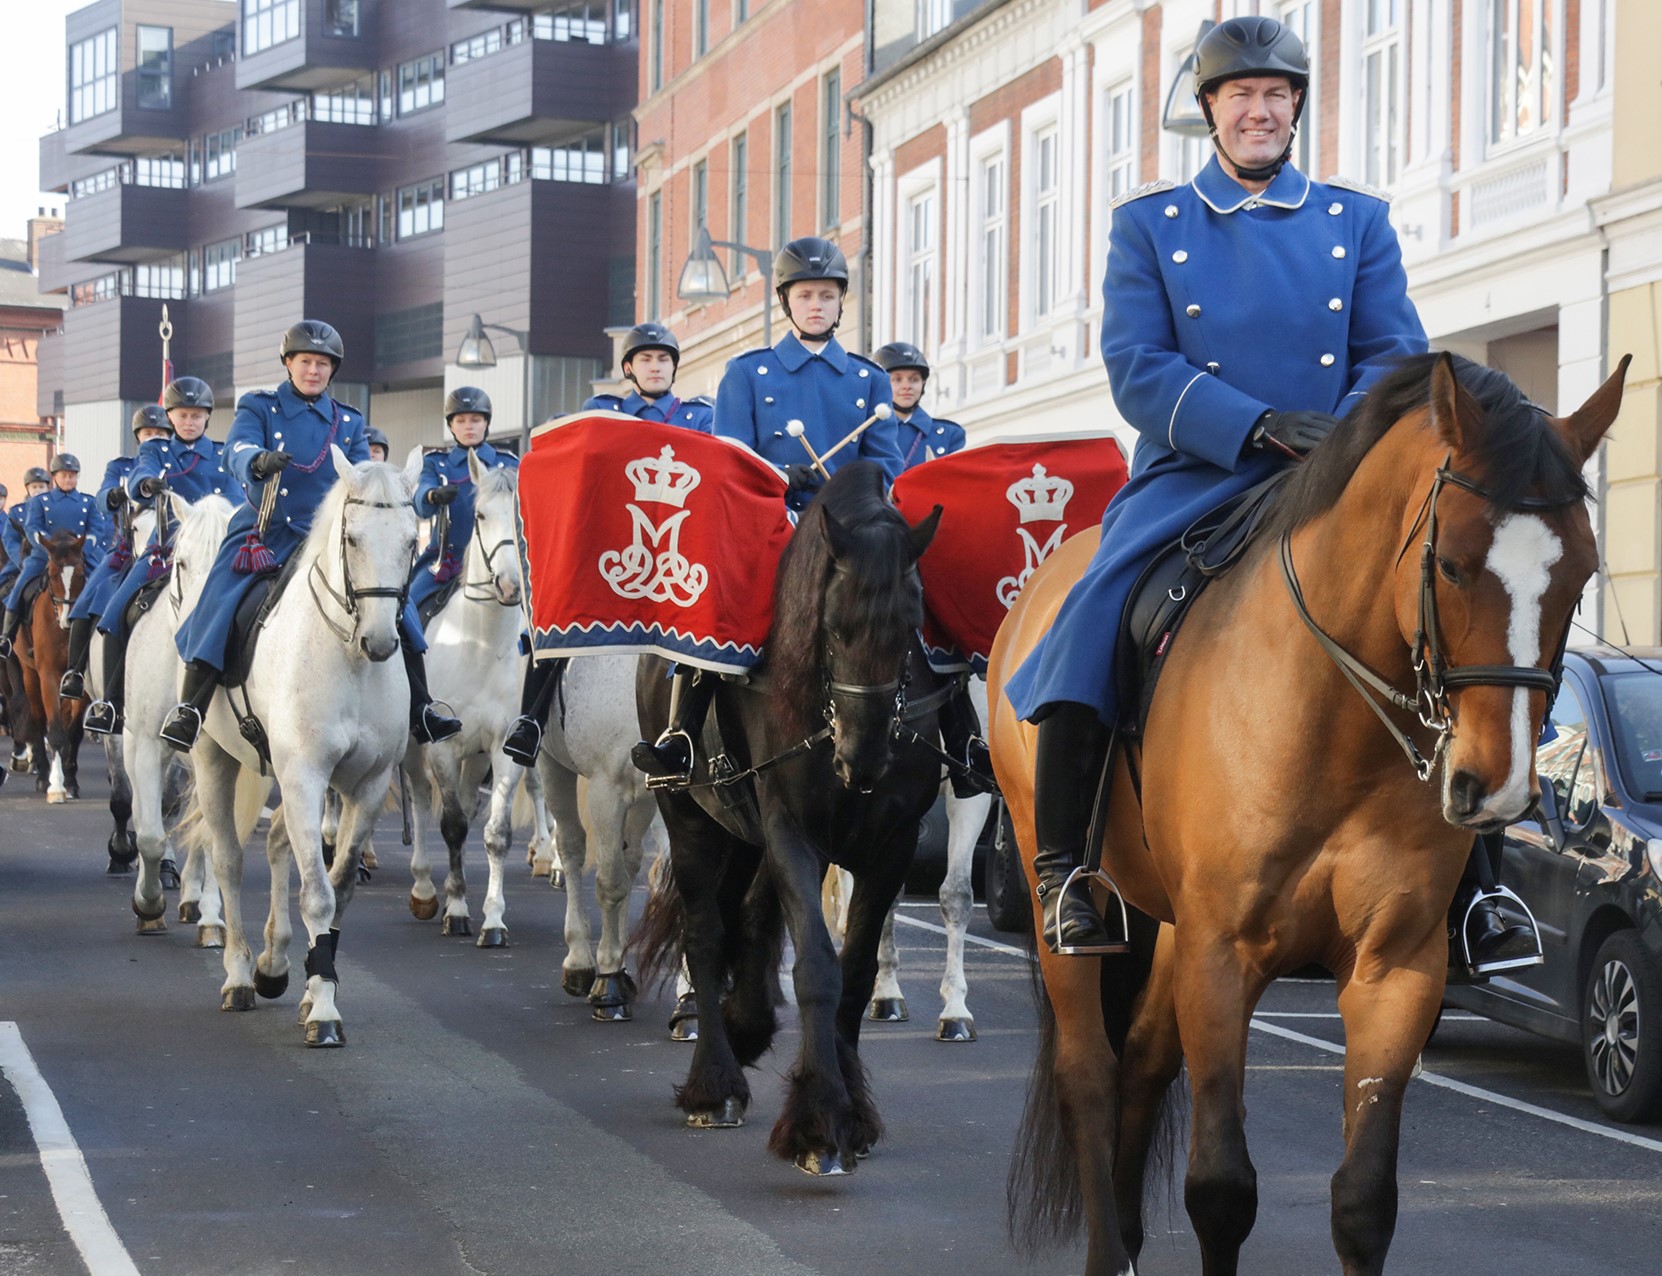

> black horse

[{"left": 634, "top": 461, "right": 946, "bottom": 1175}]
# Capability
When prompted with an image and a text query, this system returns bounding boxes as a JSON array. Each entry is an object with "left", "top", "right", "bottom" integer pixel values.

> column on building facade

[
  {"left": 869, "top": 146, "right": 896, "bottom": 350},
  {"left": 938, "top": 108, "right": 972, "bottom": 409},
  {"left": 1055, "top": 31, "right": 1089, "bottom": 355}
]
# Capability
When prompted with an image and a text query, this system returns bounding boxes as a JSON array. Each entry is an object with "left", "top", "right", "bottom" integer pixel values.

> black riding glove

[
  {"left": 428, "top": 484, "right": 461, "bottom": 507},
  {"left": 783, "top": 464, "right": 824, "bottom": 495},
  {"left": 105, "top": 487, "right": 127, "bottom": 511},
  {"left": 139, "top": 476, "right": 168, "bottom": 499},
  {"left": 1252, "top": 410, "right": 1341, "bottom": 460},
  {"left": 250, "top": 450, "right": 292, "bottom": 480}
]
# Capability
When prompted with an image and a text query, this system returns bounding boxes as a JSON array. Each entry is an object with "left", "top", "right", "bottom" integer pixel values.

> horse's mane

[
  {"left": 763, "top": 462, "right": 919, "bottom": 722},
  {"left": 472, "top": 463, "right": 518, "bottom": 507},
  {"left": 1260, "top": 353, "right": 1589, "bottom": 543},
  {"left": 299, "top": 459, "right": 410, "bottom": 562},
  {"left": 173, "top": 493, "right": 235, "bottom": 567}
]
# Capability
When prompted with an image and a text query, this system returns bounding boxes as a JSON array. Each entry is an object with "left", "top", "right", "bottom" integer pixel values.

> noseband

[
  {"left": 308, "top": 494, "right": 413, "bottom": 645},
  {"left": 1281, "top": 457, "right": 1577, "bottom": 782}
]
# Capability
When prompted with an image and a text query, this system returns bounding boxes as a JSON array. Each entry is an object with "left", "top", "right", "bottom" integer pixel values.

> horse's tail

[
  {"left": 233, "top": 766, "right": 274, "bottom": 847},
  {"left": 511, "top": 772, "right": 537, "bottom": 832},
  {"left": 630, "top": 850, "right": 685, "bottom": 993},
  {"left": 1007, "top": 946, "right": 1085, "bottom": 1252}
]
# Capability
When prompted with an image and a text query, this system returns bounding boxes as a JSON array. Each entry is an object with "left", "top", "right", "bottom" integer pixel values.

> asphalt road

[{"left": 3, "top": 759, "right": 1661, "bottom": 1275}]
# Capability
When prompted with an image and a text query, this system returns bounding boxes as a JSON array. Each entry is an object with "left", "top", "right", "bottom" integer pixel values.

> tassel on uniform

[
  {"left": 231, "top": 532, "right": 277, "bottom": 576},
  {"left": 107, "top": 539, "right": 132, "bottom": 572},
  {"left": 143, "top": 546, "right": 170, "bottom": 583},
  {"left": 432, "top": 546, "right": 460, "bottom": 584}
]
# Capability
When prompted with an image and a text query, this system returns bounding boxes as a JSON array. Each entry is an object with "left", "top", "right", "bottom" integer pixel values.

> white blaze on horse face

[
  {"left": 58, "top": 564, "right": 74, "bottom": 626},
  {"left": 1482, "top": 514, "right": 1563, "bottom": 820}
]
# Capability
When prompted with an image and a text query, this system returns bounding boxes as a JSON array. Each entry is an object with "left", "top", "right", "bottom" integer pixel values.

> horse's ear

[
  {"left": 401, "top": 446, "right": 424, "bottom": 497},
  {"left": 467, "top": 447, "right": 486, "bottom": 488},
  {"left": 165, "top": 492, "right": 192, "bottom": 523},
  {"left": 908, "top": 504, "right": 943, "bottom": 561},
  {"left": 1427, "top": 351, "right": 1465, "bottom": 451},
  {"left": 33, "top": 531, "right": 48, "bottom": 550},
  {"left": 329, "top": 443, "right": 353, "bottom": 480},
  {"left": 822, "top": 506, "right": 854, "bottom": 560},
  {"left": 1560, "top": 353, "right": 1631, "bottom": 465}
]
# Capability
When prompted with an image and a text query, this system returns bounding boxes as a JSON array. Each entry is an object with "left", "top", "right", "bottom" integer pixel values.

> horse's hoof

[
  {"left": 157, "top": 858, "right": 181, "bottom": 890},
  {"left": 46, "top": 791, "right": 65, "bottom": 805},
  {"left": 549, "top": 868, "right": 565, "bottom": 891},
  {"left": 221, "top": 987, "right": 255, "bottom": 1012},
  {"left": 794, "top": 1149, "right": 852, "bottom": 1176},
  {"left": 107, "top": 833, "right": 138, "bottom": 867},
  {"left": 476, "top": 927, "right": 509, "bottom": 949},
  {"left": 591, "top": 1001, "right": 632, "bottom": 1023},
  {"left": 588, "top": 969, "right": 637, "bottom": 1009},
  {"left": 135, "top": 915, "right": 166, "bottom": 935},
  {"left": 298, "top": 998, "right": 311, "bottom": 1024},
  {"left": 936, "top": 1018, "right": 977, "bottom": 1043},
  {"left": 669, "top": 1016, "right": 699, "bottom": 1042},
  {"left": 254, "top": 969, "right": 289, "bottom": 1000},
  {"left": 195, "top": 925, "right": 226, "bottom": 950},
  {"left": 305, "top": 1019, "right": 345, "bottom": 1048},
  {"left": 355, "top": 864, "right": 372, "bottom": 885},
  {"left": 562, "top": 966, "right": 596, "bottom": 998},
  {"left": 361, "top": 847, "right": 378, "bottom": 870},
  {"left": 867, "top": 997, "right": 909, "bottom": 1023},
  {"left": 408, "top": 894, "right": 439, "bottom": 921},
  {"left": 178, "top": 900, "right": 201, "bottom": 925},
  {"left": 105, "top": 856, "right": 135, "bottom": 875},
  {"left": 441, "top": 914, "right": 472, "bottom": 938},
  {"left": 686, "top": 1098, "right": 745, "bottom": 1129},
  {"left": 854, "top": 1141, "right": 874, "bottom": 1160}
]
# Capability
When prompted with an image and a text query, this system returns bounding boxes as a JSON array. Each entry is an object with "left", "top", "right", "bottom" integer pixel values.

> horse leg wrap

[{"left": 304, "top": 929, "right": 341, "bottom": 983}]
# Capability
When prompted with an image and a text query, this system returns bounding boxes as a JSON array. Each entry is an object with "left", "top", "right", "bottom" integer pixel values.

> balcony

[
  {"left": 236, "top": 3, "right": 375, "bottom": 94},
  {"left": 445, "top": 36, "right": 634, "bottom": 146},
  {"left": 60, "top": 99, "right": 191, "bottom": 160},
  {"left": 60, "top": 182, "right": 190, "bottom": 265},
  {"left": 447, "top": 1, "right": 552, "bottom": 11},
  {"left": 61, "top": 295, "right": 185, "bottom": 404},
  {"left": 236, "top": 120, "right": 383, "bottom": 210},
  {"left": 232, "top": 238, "right": 376, "bottom": 387}
]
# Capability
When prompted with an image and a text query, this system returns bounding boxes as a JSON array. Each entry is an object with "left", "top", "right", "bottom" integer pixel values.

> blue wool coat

[
  {"left": 69, "top": 456, "right": 143, "bottom": 622},
  {"left": 583, "top": 389, "right": 715, "bottom": 433},
  {"left": 175, "top": 382, "right": 425, "bottom": 671},
  {"left": 5, "top": 486, "right": 111, "bottom": 612},
  {"left": 714, "top": 333, "right": 903, "bottom": 510},
  {"left": 1006, "top": 158, "right": 1428, "bottom": 724},
  {"left": 893, "top": 405, "right": 967, "bottom": 471},
  {"left": 408, "top": 441, "right": 519, "bottom": 614},
  {"left": 0, "top": 504, "right": 24, "bottom": 596}
]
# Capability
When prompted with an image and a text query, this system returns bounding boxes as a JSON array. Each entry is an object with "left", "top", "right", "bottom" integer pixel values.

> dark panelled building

[{"left": 39, "top": 0, "right": 638, "bottom": 469}]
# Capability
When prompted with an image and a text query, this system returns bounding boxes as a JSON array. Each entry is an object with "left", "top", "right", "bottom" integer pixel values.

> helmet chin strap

[{"left": 1212, "top": 130, "right": 1297, "bottom": 184}]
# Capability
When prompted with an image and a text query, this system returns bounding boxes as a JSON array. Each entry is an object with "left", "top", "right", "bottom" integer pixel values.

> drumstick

[
  {"left": 817, "top": 402, "right": 893, "bottom": 466},
  {"left": 785, "top": 421, "right": 830, "bottom": 479}
]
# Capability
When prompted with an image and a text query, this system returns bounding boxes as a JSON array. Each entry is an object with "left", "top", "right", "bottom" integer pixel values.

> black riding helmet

[
  {"left": 279, "top": 319, "right": 344, "bottom": 370},
  {"left": 49, "top": 454, "right": 81, "bottom": 475},
  {"left": 1193, "top": 16, "right": 1310, "bottom": 183},
  {"left": 444, "top": 386, "right": 493, "bottom": 424},
  {"left": 774, "top": 237, "right": 849, "bottom": 335},
  {"left": 24, "top": 466, "right": 50, "bottom": 487},
  {"left": 621, "top": 322, "right": 680, "bottom": 370},
  {"left": 872, "top": 341, "right": 930, "bottom": 380},
  {"left": 131, "top": 404, "right": 173, "bottom": 437},
  {"left": 163, "top": 376, "right": 215, "bottom": 413},
  {"left": 365, "top": 425, "right": 391, "bottom": 453}
]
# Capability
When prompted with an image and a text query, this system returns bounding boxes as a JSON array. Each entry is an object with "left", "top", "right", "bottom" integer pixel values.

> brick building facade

[{"left": 0, "top": 217, "right": 68, "bottom": 502}]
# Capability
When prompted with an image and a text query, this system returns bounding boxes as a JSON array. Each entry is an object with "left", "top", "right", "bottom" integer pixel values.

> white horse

[
  {"left": 402, "top": 456, "right": 539, "bottom": 945},
  {"left": 190, "top": 449, "right": 418, "bottom": 1046},
  {"left": 88, "top": 508, "right": 153, "bottom": 874},
  {"left": 117, "top": 494, "right": 228, "bottom": 945}
]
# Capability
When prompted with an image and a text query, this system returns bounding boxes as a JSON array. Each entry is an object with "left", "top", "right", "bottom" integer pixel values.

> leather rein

[{"left": 1280, "top": 457, "right": 1575, "bottom": 783}]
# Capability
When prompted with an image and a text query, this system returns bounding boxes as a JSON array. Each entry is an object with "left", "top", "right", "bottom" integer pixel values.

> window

[
  {"left": 1606, "top": 673, "right": 1662, "bottom": 802},
  {"left": 615, "top": 0, "right": 634, "bottom": 41},
  {"left": 453, "top": 28, "right": 507, "bottom": 64},
  {"left": 647, "top": 190, "right": 662, "bottom": 320},
  {"left": 694, "top": 0, "right": 709, "bottom": 57},
  {"left": 245, "top": 224, "right": 289, "bottom": 257},
  {"left": 137, "top": 26, "right": 173, "bottom": 111},
  {"left": 1537, "top": 686, "right": 1597, "bottom": 828},
  {"left": 244, "top": 0, "right": 300, "bottom": 56},
  {"left": 821, "top": 69, "right": 842, "bottom": 228},
  {"left": 535, "top": 1, "right": 609, "bottom": 42},
  {"left": 918, "top": 0, "right": 952, "bottom": 41},
  {"left": 532, "top": 129, "right": 608, "bottom": 183},
  {"left": 650, "top": 0, "right": 664, "bottom": 91},
  {"left": 451, "top": 153, "right": 525, "bottom": 200},
  {"left": 324, "top": 0, "right": 360, "bottom": 38},
  {"left": 131, "top": 154, "right": 186, "bottom": 189},
  {"left": 736, "top": 0, "right": 750, "bottom": 24},
  {"left": 1361, "top": 0, "right": 1403, "bottom": 187},
  {"left": 1033, "top": 127, "right": 1059, "bottom": 317},
  {"left": 397, "top": 53, "right": 445, "bottom": 116},
  {"left": 379, "top": 70, "right": 394, "bottom": 122},
  {"left": 1489, "top": 0, "right": 1556, "bottom": 148},
  {"left": 247, "top": 102, "right": 306, "bottom": 136},
  {"left": 313, "top": 76, "right": 376, "bottom": 125},
  {"left": 198, "top": 237, "right": 240, "bottom": 293},
  {"left": 906, "top": 190, "right": 936, "bottom": 352},
  {"left": 730, "top": 132, "right": 748, "bottom": 278},
  {"left": 338, "top": 200, "right": 375, "bottom": 247},
  {"left": 71, "top": 273, "right": 122, "bottom": 308},
  {"left": 68, "top": 28, "right": 117, "bottom": 124},
  {"left": 71, "top": 167, "right": 121, "bottom": 200},
  {"left": 612, "top": 119, "right": 632, "bottom": 181},
  {"left": 1279, "top": 0, "right": 1318, "bottom": 175},
  {"left": 197, "top": 128, "right": 240, "bottom": 183},
  {"left": 691, "top": 159, "right": 709, "bottom": 242},
  {"left": 375, "top": 303, "right": 444, "bottom": 367},
  {"left": 132, "top": 255, "right": 186, "bottom": 300},
  {"left": 774, "top": 101, "right": 793, "bottom": 246},
  {"left": 977, "top": 155, "right": 1006, "bottom": 342},
  {"left": 1104, "top": 82, "right": 1134, "bottom": 203},
  {"left": 396, "top": 178, "right": 444, "bottom": 238}
]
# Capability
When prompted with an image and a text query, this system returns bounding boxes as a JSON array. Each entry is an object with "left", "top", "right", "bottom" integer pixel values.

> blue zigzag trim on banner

[
  {"left": 531, "top": 619, "right": 765, "bottom": 676},
  {"left": 923, "top": 638, "right": 981, "bottom": 677}
]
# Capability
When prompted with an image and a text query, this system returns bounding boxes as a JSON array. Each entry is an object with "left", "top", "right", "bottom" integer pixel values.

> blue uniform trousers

[{"left": 68, "top": 549, "right": 128, "bottom": 622}]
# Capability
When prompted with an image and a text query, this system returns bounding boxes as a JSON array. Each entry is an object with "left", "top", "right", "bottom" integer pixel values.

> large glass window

[
  {"left": 531, "top": 128, "right": 608, "bottom": 183},
  {"left": 69, "top": 28, "right": 117, "bottom": 124},
  {"left": 396, "top": 178, "right": 445, "bottom": 239},
  {"left": 612, "top": 119, "right": 632, "bottom": 181},
  {"left": 313, "top": 76, "right": 376, "bottom": 125},
  {"left": 1362, "top": 0, "right": 1403, "bottom": 187},
  {"left": 906, "top": 189, "right": 936, "bottom": 353},
  {"left": 137, "top": 26, "right": 173, "bottom": 111},
  {"left": 535, "top": 1, "right": 609, "bottom": 42},
  {"left": 694, "top": 0, "right": 709, "bottom": 57},
  {"left": 451, "top": 153, "right": 525, "bottom": 201},
  {"left": 1537, "top": 685, "right": 1598, "bottom": 827},
  {"left": 1603, "top": 673, "right": 1662, "bottom": 803},
  {"left": 244, "top": 0, "right": 300, "bottom": 56},
  {"left": 397, "top": 53, "right": 445, "bottom": 116},
  {"left": 198, "top": 237, "right": 240, "bottom": 293},
  {"left": 1104, "top": 82, "right": 1134, "bottom": 203},
  {"left": 196, "top": 128, "right": 240, "bottom": 183},
  {"left": 730, "top": 132, "right": 748, "bottom": 278},
  {"left": 917, "top": 0, "right": 951, "bottom": 41},
  {"left": 821, "top": 69, "right": 842, "bottom": 229},
  {"left": 245, "top": 224, "right": 290, "bottom": 257},
  {"left": 977, "top": 154, "right": 1006, "bottom": 342},
  {"left": 773, "top": 101, "right": 793, "bottom": 246},
  {"left": 1489, "top": 0, "right": 1556, "bottom": 148},
  {"left": 324, "top": 0, "right": 360, "bottom": 38},
  {"left": 132, "top": 255, "right": 187, "bottom": 300},
  {"left": 247, "top": 102, "right": 306, "bottom": 136},
  {"left": 132, "top": 154, "right": 186, "bottom": 189},
  {"left": 615, "top": 0, "right": 634, "bottom": 42},
  {"left": 1033, "top": 127, "right": 1059, "bottom": 317},
  {"left": 452, "top": 28, "right": 504, "bottom": 64},
  {"left": 1279, "top": 0, "right": 1319, "bottom": 174}
]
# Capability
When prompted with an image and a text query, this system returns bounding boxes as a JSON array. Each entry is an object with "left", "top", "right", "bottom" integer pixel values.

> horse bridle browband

[
  {"left": 308, "top": 494, "right": 413, "bottom": 645},
  {"left": 1281, "top": 457, "right": 1576, "bottom": 782}
]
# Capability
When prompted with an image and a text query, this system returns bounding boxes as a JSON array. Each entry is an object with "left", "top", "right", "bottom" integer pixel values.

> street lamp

[
  {"left": 455, "top": 313, "right": 534, "bottom": 456},
  {"left": 677, "top": 225, "right": 775, "bottom": 349}
]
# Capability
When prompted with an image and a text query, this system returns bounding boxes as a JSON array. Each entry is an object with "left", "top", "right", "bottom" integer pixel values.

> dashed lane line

[
  {"left": 891, "top": 912, "right": 1030, "bottom": 957},
  {"left": 0, "top": 1021, "right": 142, "bottom": 1276}
]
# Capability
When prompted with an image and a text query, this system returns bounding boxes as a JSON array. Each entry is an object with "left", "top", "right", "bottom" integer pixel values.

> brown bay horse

[
  {"left": 17, "top": 530, "right": 90, "bottom": 801},
  {"left": 987, "top": 352, "right": 1628, "bottom": 1276}
]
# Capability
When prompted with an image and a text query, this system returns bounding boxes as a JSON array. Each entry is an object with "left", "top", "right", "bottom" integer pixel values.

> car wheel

[
  {"left": 1581, "top": 930, "right": 1662, "bottom": 1124},
  {"left": 982, "top": 803, "right": 1031, "bottom": 935}
]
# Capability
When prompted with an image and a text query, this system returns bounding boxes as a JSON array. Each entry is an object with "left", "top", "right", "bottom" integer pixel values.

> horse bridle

[
  {"left": 1281, "top": 456, "right": 1576, "bottom": 783},
  {"left": 308, "top": 495, "right": 413, "bottom": 645},
  {"left": 820, "top": 562, "right": 921, "bottom": 743},
  {"left": 460, "top": 517, "right": 518, "bottom": 605}
]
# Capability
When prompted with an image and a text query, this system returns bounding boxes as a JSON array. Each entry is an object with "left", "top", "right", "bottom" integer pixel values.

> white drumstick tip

[
  {"left": 786, "top": 420, "right": 806, "bottom": 437},
  {"left": 873, "top": 402, "right": 893, "bottom": 420}
]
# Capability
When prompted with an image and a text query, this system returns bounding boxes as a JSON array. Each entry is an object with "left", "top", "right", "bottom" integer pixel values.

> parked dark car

[{"left": 1443, "top": 646, "right": 1662, "bottom": 1123}]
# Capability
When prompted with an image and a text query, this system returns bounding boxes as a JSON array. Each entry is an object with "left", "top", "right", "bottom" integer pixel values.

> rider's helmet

[
  {"left": 871, "top": 342, "right": 930, "bottom": 382},
  {"left": 365, "top": 425, "right": 391, "bottom": 455},
  {"left": 279, "top": 319, "right": 345, "bottom": 369},
  {"left": 774, "top": 237, "right": 849, "bottom": 334},
  {"left": 49, "top": 453, "right": 81, "bottom": 475},
  {"left": 162, "top": 376, "right": 215, "bottom": 414},
  {"left": 131, "top": 404, "right": 173, "bottom": 437},
  {"left": 23, "top": 466, "right": 50, "bottom": 487},
  {"left": 444, "top": 386, "right": 493, "bottom": 424},
  {"left": 621, "top": 322, "right": 681, "bottom": 374}
]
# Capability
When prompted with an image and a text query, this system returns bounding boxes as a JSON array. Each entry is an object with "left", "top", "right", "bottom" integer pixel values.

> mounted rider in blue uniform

[
  {"left": 160, "top": 320, "right": 463, "bottom": 752},
  {"left": 501, "top": 324, "right": 705, "bottom": 765},
  {"left": 0, "top": 469, "right": 48, "bottom": 718},
  {"left": 82, "top": 378, "right": 233, "bottom": 736},
  {"left": 58, "top": 405, "right": 177, "bottom": 705},
  {"left": 0, "top": 454, "right": 111, "bottom": 660},
  {"left": 630, "top": 237, "right": 906, "bottom": 787},
  {"left": 365, "top": 425, "right": 391, "bottom": 463}
]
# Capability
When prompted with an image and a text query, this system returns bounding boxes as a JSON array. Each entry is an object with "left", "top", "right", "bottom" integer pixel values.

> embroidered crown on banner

[
  {"left": 1006, "top": 464, "right": 1073, "bottom": 524},
  {"left": 626, "top": 445, "right": 701, "bottom": 508}
]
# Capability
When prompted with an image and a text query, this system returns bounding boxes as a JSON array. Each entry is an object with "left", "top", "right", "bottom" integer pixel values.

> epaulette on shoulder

[
  {"left": 735, "top": 346, "right": 774, "bottom": 363},
  {"left": 1323, "top": 175, "right": 1392, "bottom": 204},
  {"left": 848, "top": 350, "right": 886, "bottom": 373},
  {"left": 1110, "top": 179, "right": 1177, "bottom": 212},
  {"left": 687, "top": 394, "right": 715, "bottom": 407}
]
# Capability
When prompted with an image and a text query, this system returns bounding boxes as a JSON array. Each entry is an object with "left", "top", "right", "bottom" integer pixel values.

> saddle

[
  {"left": 1115, "top": 472, "right": 1290, "bottom": 738},
  {"left": 120, "top": 576, "right": 170, "bottom": 636},
  {"left": 416, "top": 572, "right": 462, "bottom": 632},
  {"left": 222, "top": 552, "right": 304, "bottom": 690}
]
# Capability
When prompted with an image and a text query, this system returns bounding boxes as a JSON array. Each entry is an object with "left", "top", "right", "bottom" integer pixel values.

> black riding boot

[
  {"left": 404, "top": 644, "right": 461, "bottom": 744},
  {"left": 84, "top": 625, "right": 127, "bottom": 736},
  {"left": 1451, "top": 831, "right": 1541, "bottom": 976},
  {"left": 630, "top": 667, "right": 716, "bottom": 789},
  {"left": 938, "top": 681, "right": 996, "bottom": 797},
  {"left": 0, "top": 606, "right": 19, "bottom": 659},
  {"left": 1032, "top": 701, "right": 1124, "bottom": 956},
  {"left": 503, "top": 658, "right": 566, "bottom": 766},
  {"left": 58, "top": 617, "right": 95, "bottom": 700},
  {"left": 159, "top": 661, "right": 220, "bottom": 752}
]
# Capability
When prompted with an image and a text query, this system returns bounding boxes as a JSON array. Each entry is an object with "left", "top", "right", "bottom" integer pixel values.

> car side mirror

[{"left": 1534, "top": 776, "right": 1569, "bottom": 848}]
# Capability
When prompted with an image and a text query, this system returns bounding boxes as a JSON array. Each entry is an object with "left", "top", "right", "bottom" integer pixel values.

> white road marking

[
  {"left": 0, "top": 1022, "right": 142, "bottom": 1276},
  {"left": 892, "top": 912, "right": 1031, "bottom": 958},
  {"left": 1250, "top": 1017, "right": 1662, "bottom": 1154}
]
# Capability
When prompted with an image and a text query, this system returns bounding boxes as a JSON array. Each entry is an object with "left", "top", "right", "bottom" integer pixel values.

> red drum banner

[
  {"left": 518, "top": 413, "right": 793, "bottom": 673},
  {"left": 890, "top": 439, "right": 1129, "bottom": 673}
]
